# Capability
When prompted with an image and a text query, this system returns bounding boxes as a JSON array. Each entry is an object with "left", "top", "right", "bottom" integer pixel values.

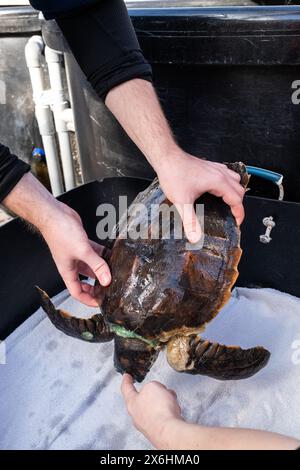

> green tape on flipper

[
  {"left": 109, "top": 323, "right": 159, "bottom": 349},
  {"left": 81, "top": 331, "right": 94, "bottom": 341}
]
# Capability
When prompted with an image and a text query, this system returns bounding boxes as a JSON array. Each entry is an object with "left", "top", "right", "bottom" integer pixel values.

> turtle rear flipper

[
  {"left": 36, "top": 287, "right": 114, "bottom": 343},
  {"left": 167, "top": 335, "right": 270, "bottom": 380},
  {"left": 114, "top": 336, "right": 159, "bottom": 382}
]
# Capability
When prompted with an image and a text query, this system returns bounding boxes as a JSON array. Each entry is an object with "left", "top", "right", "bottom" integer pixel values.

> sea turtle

[{"left": 38, "top": 162, "right": 270, "bottom": 382}]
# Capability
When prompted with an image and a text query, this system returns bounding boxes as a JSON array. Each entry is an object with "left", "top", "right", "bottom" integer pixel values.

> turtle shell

[{"left": 102, "top": 163, "right": 247, "bottom": 342}]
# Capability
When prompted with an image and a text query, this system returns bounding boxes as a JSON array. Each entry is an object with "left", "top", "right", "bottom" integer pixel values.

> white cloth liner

[{"left": 0, "top": 286, "right": 300, "bottom": 450}]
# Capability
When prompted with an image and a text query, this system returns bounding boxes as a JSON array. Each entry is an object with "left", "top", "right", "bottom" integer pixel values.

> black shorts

[{"left": 56, "top": 0, "right": 153, "bottom": 101}]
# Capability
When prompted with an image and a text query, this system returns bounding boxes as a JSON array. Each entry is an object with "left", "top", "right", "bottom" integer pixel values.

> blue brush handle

[{"left": 245, "top": 166, "right": 283, "bottom": 186}]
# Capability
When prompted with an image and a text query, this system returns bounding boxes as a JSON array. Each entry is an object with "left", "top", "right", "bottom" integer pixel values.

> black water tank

[
  {"left": 0, "top": 6, "right": 42, "bottom": 163},
  {"left": 43, "top": 4, "right": 300, "bottom": 203}
]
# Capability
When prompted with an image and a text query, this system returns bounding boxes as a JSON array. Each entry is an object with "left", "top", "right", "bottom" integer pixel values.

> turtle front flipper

[
  {"left": 114, "top": 336, "right": 159, "bottom": 382},
  {"left": 167, "top": 335, "right": 270, "bottom": 380},
  {"left": 36, "top": 287, "right": 114, "bottom": 343}
]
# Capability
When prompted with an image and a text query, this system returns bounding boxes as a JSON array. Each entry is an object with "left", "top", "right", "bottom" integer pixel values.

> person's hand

[
  {"left": 157, "top": 151, "right": 245, "bottom": 243},
  {"left": 39, "top": 201, "right": 111, "bottom": 307},
  {"left": 121, "top": 375, "right": 300, "bottom": 451},
  {"left": 121, "top": 374, "right": 183, "bottom": 449}
]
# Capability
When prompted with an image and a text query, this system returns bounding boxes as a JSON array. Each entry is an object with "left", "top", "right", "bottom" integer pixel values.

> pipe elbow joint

[
  {"left": 25, "top": 35, "right": 44, "bottom": 68},
  {"left": 45, "top": 46, "right": 61, "bottom": 64}
]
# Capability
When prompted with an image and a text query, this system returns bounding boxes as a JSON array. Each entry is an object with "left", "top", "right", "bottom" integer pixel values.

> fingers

[
  {"left": 216, "top": 185, "right": 245, "bottom": 206},
  {"left": 121, "top": 374, "right": 138, "bottom": 408},
  {"left": 84, "top": 247, "right": 112, "bottom": 287},
  {"left": 60, "top": 241, "right": 112, "bottom": 306},
  {"left": 230, "top": 203, "right": 245, "bottom": 226},
  {"left": 168, "top": 389, "right": 178, "bottom": 400},
  {"left": 64, "top": 275, "right": 99, "bottom": 307},
  {"left": 173, "top": 161, "right": 245, "bottom": 237},
  {"left": 227, "top": 169, "right": 242, "bottom": 182},
  {"left": 210, "top": 178, "right": 245, "bottom": 226},
  {"left": 89, "top": 240, "right": 112, "bottom": 261},
  {"left": 150, "top": 382, "right": 177, "bottom": 399},
  {"left": 77, "top": 262, "right": 96, "bottom": 279},
  {"left": 150, "top": 380, "right": 168, "bottom": 391},
  {"left": 81, "top": 282, "right": 96, "bottom": 295},
  {"left": 220, "top": 186, "right": 245, "bottom": 226},
  {"left": 88, "top": 241, "right": 105, "bottom": 257},
  {"left": 205, "top": 162, "right": 245, "bottom": 225},
  {"left": 175, "top": 202, "right": 202, "bottom": 244},
  {"left": 77, "top": 242, "right": 111, "bottom": 279},
  {"left": 211, "top": 162, "right": 241, "bottom": 182}
]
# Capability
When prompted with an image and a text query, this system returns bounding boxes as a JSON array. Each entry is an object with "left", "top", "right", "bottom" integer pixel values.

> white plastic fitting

[
  {"left": 25, "top": 36, "right": 64, "bottom": 196},
  {"left": 45, "top": 46, "right": 75, "bottom": 191}
]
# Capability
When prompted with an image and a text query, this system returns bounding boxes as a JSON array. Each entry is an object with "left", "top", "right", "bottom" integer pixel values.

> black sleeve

[
  {"left": 29, "top": 0, "right": 100, "bottom": 20},
  {"left": 56, "top": 0, "right": 152, "bottom": 101},
  {"left": 0, "top": 144, "right": 30, "bottom": 203}
]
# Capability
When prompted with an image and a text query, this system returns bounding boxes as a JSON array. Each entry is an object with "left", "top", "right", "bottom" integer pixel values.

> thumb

[
  {"left": 84, "top": 247, "right": 112, "bottom": 287},
  {"left": 175, "top": 202, "right": 202, "bottom": 244}
]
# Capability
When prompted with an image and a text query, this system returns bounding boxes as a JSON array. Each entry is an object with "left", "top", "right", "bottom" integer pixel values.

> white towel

[{"left": 0, "top": 287, "right": 300, "bottom": 450}]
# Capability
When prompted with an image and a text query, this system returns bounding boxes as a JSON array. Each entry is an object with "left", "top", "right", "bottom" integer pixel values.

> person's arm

[
  {"left": 2, "top": 167, "right": 111, "bottom": 306},
  {"left": 121, "top": 375, "right": 300, "bottom": 451},
  {"left": 161, "top": 418, "right": 299, "bottom": 451},
  {"left": 106, "top": 80, "right": 244, "bottom": 243},
  {"left": 54, "top": 0, "right": 245, "bottom": 244}
]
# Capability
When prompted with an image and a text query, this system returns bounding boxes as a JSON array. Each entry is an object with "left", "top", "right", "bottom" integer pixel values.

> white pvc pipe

[
  {"left": 56, "top": 131, "right": 75, "bottom": 191},
  {"left": 25, "top": 36, "right": 64, "bottom": 196},
  {"left": 61, "top": 108, "right": 75, "bottom": 132},
  {"left": 45, "top": 46, "right": 76, "bottom": 191}
]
